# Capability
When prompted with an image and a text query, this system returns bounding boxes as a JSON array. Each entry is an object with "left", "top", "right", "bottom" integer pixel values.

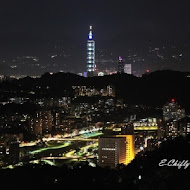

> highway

[
  {"left": 16, "top": 130, "right": 102, "bottom": 168},
  {"left": 40, "top": 142, "right": 98, "bottom": 159},
  {"left": 42, "top": 132, "right": 103, "bottom": 142},
  {"left": 42, "top": 137, "right": 98, "bottom": 142},
  {"left": 29, "top": 142, "right": 71, "bottom": 155}
]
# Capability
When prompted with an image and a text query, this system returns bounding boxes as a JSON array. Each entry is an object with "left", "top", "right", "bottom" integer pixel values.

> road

[
  {"left": 38, "top": 142, "right": 98, "bottom": 166},
  {"left": 42, "top": 132, "right": 103, "bottom": 142},
  {"left": 29, "top": 142, "right": 71, "bottom": 155}
]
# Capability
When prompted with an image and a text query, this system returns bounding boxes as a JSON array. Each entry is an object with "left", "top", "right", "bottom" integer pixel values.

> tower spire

[{"left": 88, "top": 25, "right": 93, "bottom": 40}]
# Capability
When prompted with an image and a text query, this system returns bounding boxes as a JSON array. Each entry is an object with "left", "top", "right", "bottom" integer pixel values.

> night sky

[{"left": 1, "top": 0, "right": 190, "bottom": 75}]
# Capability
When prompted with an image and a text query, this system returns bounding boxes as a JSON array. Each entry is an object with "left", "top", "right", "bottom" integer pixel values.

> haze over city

[{"left": 1, "top": 0, "right": 190, "bottom": 76}]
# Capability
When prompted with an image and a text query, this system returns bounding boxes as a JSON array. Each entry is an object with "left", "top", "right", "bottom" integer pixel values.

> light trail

[
  {"left": 20, "top": 141, "right": 37, "bottom": 147},
  {"left": 20, "top": 131, "right": 103, "bottom": 148},
  {"left": 80, "top": 142, "right": 98, "bottom": 151},
  {"left": 41, "top": 155, "right": 97, "bottom": 160},
  {"left": 30, "top": 142, "right": 71, "bottom": 155},
  {"left": 42, "top": 138, "right": 98, "bottom": 142},
  {"left": 42, "top": 132, "right": 103, "bottom": 142},
  {"left": 65, "top": 150, "right": 76, "bottom": 157},
  {"left": 64, "top": 142, "right": 98, "bottom": 158},
  {"left": 41, "top": 159, "right": 56, "bottom": 166}
]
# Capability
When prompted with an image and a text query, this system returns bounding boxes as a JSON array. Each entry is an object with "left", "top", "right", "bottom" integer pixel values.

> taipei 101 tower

[{"left": 86, "top": 26, "right": 95, "bottom": 77}]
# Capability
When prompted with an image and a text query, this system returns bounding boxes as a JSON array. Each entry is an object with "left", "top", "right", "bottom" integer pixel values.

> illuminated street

[
  {"left": 18, "top": 131, "right": 102, "bottom": 167},
  {"left": 29, "top": 142, "right": 71, "bottom": 155},
  {"left": 1, "top": 0, "right": 190, "bottom": 187}
]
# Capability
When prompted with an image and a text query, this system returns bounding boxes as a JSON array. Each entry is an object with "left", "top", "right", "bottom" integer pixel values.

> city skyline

[
  {"left": 0, "top": 1, "right": 190, "bottom": 187},
  {"left": 0, "top": 0, "right": 190, "bottom": 76}
]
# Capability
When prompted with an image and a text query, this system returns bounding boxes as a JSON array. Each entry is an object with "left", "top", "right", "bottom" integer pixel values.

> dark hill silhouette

[{"left": 1, "top": 70, "right": 190, "bottom": 112}]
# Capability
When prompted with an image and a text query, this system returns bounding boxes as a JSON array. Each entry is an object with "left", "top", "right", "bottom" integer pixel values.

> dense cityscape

[{"left": 1, "top": 0, "right": 190, "bottom": 188}]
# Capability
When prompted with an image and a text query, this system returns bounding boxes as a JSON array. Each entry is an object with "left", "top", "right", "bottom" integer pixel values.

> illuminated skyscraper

[
  {"left": 87, "top": 26, "right": 95, "bottom": 77},
  {"left": 117, "top": 56, "right": 124, "bottom": 74}
]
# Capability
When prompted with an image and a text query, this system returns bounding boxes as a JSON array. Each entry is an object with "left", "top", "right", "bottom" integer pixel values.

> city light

[{"left": 0, "top": 1, "right": 190, "bottom": 186}]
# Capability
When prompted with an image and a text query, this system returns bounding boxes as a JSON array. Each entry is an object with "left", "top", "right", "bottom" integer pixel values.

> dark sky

[{"left": 0, "top": 0, "right": 190, "bottom": 74}]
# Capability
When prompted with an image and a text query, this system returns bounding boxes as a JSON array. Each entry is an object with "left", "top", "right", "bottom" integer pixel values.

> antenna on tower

[{"left": 88, "top": 25, "right": 93, "bottom": 40}]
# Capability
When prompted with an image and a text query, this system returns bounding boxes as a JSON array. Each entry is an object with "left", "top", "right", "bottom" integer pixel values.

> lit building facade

[
  {"left": 28, "top": 116, "right": 43, "bottom": 135},
  {"left": 87, "top": 26, "right": 95, "bottom": 77},
  {"left": 116, "top": 135, "right": 135, "bottom": 165},
  {"left": 163, "top": 99, "right": 185, "bottom": 122},
  {"left": 72, "top": 85, "right": 115, "bottom": 97},
  {"left": 98, "top": 136, "right": 126, "bottom": 168},
  {"left": 133, "top": 117, "right": 159, "bottom": 150},
  {"left": 28, "top": 111, "right": 53, "bottom": 135},
  {"left": 133, "top": 118, "right": 158, "bottom": 131},
  {"left": 165, "top": 116, "right": 190, "bottom": 138},
  {"left": 166, "top": 120, "right": 178, "bottom": 138},
  {"left": 178, "top": 116, "right": 190, "bottom": 136}
]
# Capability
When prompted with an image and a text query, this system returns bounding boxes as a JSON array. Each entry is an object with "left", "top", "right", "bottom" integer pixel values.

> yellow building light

[
  {"left": 112, "top": 128, "right": 122, "bottom": 131},
  {"left": 116, "top": 135, "right": 135, "bottom": 165},
  {"left": 134, "top": 126, "right": 158, "bottom": 130}
]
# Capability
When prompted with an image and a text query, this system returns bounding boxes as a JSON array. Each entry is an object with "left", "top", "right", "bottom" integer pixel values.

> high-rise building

[
  {"left": 116, "top": 135, "right": 135, "bottom": 165},
  {"left": 166, "top": 120, "right": 178, "bottom": 138},
  {"left": 98, "top": 136, "right": 126, "bottom": 168},
  {"left": 178, "top": 116, "right": 190, "bottom": 136},
  {"left": 41, "top": 111, "right": 53, "bottom": 134},
  {"left": 117, "top": 56, "right": 124, "bottom": 74},
  {"left": 165, "top": 116, "right": 190, "bottom": 138},
  {"left": 163, "top": 99, "right": 185, "bottom": 122},
  {"left": 87, "top": 26, "right": 95, "bottom": 77},
  {"left": 124, "top": 64, "right": 132, "bottom": 74},
  {"left": 28, "top": 116, "right": 43, "bottom": 135},
  {"left": 28, "top": 111, "right": 53, "bottom": 135}
]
